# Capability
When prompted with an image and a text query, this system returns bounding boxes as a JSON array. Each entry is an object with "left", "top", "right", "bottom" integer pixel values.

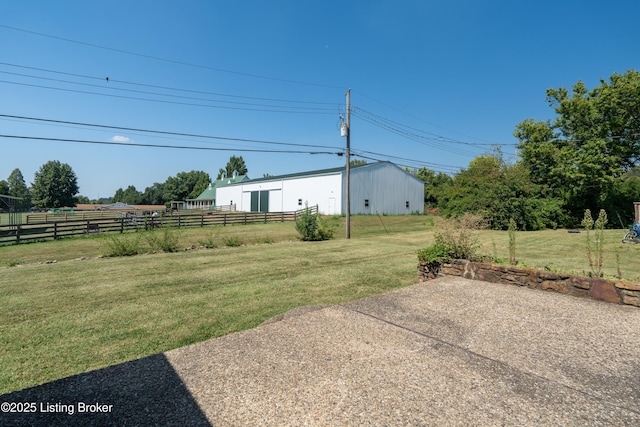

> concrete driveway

[{"left": 3, "top": 276, "right": 640, "bottom": 426}]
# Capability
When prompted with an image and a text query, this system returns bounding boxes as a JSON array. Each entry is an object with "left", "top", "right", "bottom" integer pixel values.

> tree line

[
  {"left": 416, "top": 69, "right": 640, "bottom": 229},
  {"left": 0, "top": 156, "right": 248, "bottom": 209}
]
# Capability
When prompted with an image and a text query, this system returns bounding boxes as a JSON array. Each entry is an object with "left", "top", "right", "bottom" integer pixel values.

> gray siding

[{"left": 345, "top": 162, "right": 424, "bottom": 215}]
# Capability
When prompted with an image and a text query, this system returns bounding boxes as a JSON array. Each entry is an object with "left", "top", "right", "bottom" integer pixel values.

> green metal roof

[{"left": 193, "top": 175, "right": 248, "bottom": 200}]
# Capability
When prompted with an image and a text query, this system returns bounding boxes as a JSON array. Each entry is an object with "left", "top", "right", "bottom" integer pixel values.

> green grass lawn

[{"left": 0, "top": 215, "right": 638, "bottom": 395}]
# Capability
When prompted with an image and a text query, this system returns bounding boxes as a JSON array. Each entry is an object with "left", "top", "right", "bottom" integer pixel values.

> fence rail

[{"left": 0, "top": 206, "right": 318, "bottom": 245}]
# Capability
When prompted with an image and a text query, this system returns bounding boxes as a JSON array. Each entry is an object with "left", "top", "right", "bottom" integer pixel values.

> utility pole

[{"left": 345, "top": 89, "right": 351, "bottom": 239}]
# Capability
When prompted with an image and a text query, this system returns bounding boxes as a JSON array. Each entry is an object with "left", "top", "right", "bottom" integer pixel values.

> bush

[
  {"left": 222, "top": 236, "right": 243, "bottom": 247},
  {"left": 417, "top": 214, "right": 486, "bottom": 269},
  {"left": 145, "top": 228, "right": 180, "bottom": 253},
  {"left": 417, "top": 243, "right": 451, "bottom": 269},
  {"left": 102, "top": 234, "right": 144, "bottom": 257},
  {"left": 295, "top": 206, "right": 334, "bottom": 241}
]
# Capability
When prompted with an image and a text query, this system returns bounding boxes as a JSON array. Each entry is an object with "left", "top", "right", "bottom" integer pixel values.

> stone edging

[{"left": 418, "top": 259, "right": 640, "bottom": 307}]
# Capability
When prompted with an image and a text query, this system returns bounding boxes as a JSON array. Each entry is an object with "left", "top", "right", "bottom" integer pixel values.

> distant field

[{"left": 1, "top": 215, "right": 639, "bottom": 395}]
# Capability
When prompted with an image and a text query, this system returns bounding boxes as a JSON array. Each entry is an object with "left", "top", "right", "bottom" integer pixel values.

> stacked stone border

[{"left": 418, "top": 259, "right": 640, "bottom": 308}]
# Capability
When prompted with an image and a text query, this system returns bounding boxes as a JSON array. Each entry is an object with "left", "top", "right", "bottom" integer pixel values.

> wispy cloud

[{"left": 110, "top": 135, "right": 131, "bottom": 143}]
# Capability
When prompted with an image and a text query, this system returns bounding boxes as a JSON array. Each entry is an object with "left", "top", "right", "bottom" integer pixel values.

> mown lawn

[{"left": 0, "top": 215, "right": 638, "bottom": 395}]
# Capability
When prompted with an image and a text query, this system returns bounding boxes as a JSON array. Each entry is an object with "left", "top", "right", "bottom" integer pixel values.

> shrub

[
  {"left": 417, "top": 243, "right": 451, "bottom": 269},
  {"left": 222, "top": 236, "right": 243, "bottom": 247},
  {"left": 145, "top": 228, "right": 180, "bottom": 253},
  {"left": 295, "top": 206, "right": 334, "bottom": 241},
  {"left": 102, "top": 234, "right": 144, "bottom": 257},
  {"left": 417, "top": 214, "right": 486, "bottom": 270}
]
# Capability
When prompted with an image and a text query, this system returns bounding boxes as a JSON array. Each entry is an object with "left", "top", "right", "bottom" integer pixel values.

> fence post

[
  {"left": 54, "top": 222, "right": 58, "bottom": 240},
  {"left": 201, "top": 215, "right": 204, "bottom": 227},
  {"left": 16, "top": 224, "right": 21, "bottom": 243},
  {"left": 120, "top": 218, "right": 124, "bottom": 234},
  {"left": 264, "top": 212, "right": 267, "bottom": 223},
  {"left": 244, "top": 213, "right": 247, "bottom": 225},
  {"left": 223, "top": 214, "right": 227, "bottom": 226}
]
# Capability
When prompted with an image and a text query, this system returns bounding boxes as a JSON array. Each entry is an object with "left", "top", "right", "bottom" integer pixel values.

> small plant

[
  {"left": 581, "top": 209, "right": 607, "bottom": 278},
  {"left": 417, "top": 214, "right": 486, "bottom": 273},
  {"left": 101, "top": 233, "right": 143, "bottom": 257},
  {"left": 417, "top": 243, "right": 451, "bottom": 269},
  {"left": 258, "top": 235, "right": 275, "bottom": 244},
  {"left": 222, "top": 236, "right": 243, "bottom": 247},
  {"left": 6, "top": 259, "right": 23, "bottom": 267},
  {"left": 198, "top": 227, "right": 222, "bottom": 248},
  {"left": 295, "top": 205, "right": 334, "bottom": 241},
  {"left": 508, "top": 218, "right": 517, "bottom": 265},
  {"left": 145, "top": 228, "right": 180, "bottom": 253}
]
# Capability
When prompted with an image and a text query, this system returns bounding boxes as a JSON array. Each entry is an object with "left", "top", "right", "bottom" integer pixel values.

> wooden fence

[{"left": 0, "top": 206, "right": 318, "bottom": 245}]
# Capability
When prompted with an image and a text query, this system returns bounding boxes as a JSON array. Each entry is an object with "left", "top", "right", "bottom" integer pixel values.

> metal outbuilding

[{"left": 215, "top": 161, "right": 424, "bottom": 215}]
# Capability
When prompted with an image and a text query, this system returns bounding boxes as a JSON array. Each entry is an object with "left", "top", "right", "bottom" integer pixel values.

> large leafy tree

[
  {"left": 112, "top": 185, "right": 143, "bottom": 205},
  {"left": 7, "top": 168, "right": 31, "bottom": 207},
  {"left": 163, "top": 170, "right": 211, "bottom": 201},
  {"left": 515, "top": 69, "right": 640, "bottom": 221},
  {"left": 141, "top": 182, "right": 166, "bottom": 205},
  {"left": 217, "top": 155, "right": 248, "bottom": 180},
  {"left": 31, "top": 161, "right": 79, "bottom": 208}
]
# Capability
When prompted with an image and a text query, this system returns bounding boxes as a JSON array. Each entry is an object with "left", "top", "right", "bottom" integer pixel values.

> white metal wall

[
  {"left": 216, "top": 162, "right": 424, "bottom": 215},
  {"left": 216, "top": 172, "right": 343, "bottom": 214}
]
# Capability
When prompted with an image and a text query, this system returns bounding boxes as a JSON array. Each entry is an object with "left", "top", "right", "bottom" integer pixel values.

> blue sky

[{"left": 1, "top": 0, "right": 639, "bottom": 200}]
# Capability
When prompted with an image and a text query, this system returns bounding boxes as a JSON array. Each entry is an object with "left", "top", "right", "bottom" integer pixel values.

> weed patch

[{"left": 222, "top": 236, "right": 243, "bottom": 247}]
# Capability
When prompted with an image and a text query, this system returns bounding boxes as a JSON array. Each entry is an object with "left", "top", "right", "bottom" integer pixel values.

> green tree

[
  {"left": 7, "top": 168, "right": 31, "bottom": 207},
  {"left": 217, "top": 156, "right": 248, "bottom": 180},
  {"left": 515, "top": 69, "right": 640, "bottom": 221},
  {"left": 31, "top": 161, "right": 79, "bottom": 209},
  {"left": 76, "top": 195, "right": 91, "bottom": 204},
  {"left": 112, "top": 185, "right": 142, "bottom": 205},
  {"left": 414, "top": 167, "right": 452, "bottom": 207},
  {"left": 0, "top": 180, "right": 9, "bottom": 195},
  {"left": 440, "top": 153, "right": 563, "bottom": 230},
  {"left": 141, "top": 182, "right": 166, "bottom": 205},
  {"left": 163, "top": 171, "right": 210, "bottom": 201}
]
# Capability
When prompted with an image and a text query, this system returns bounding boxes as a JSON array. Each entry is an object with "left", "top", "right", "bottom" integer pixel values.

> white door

[{"left": 328, "top": 197, "right": 335, "bottom": 215}]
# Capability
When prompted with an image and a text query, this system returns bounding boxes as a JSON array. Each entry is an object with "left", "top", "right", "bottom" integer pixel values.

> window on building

[
  {"left": 364, "top": 199, "right": 369, "bottom": 207},
  {"left": 406, "top": 201, "right": 410, "bottom": 209}
]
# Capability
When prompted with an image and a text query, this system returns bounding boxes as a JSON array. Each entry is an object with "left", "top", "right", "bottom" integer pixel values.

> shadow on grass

[{"left": 0, "top": 353, "right": 211, "bottom": 426}]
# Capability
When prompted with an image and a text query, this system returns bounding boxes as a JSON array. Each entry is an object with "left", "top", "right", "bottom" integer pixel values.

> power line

[
  {"left": 351, "top": 88, "right": 500, "bottom": 146},
  {"left": 351, "top": 107, "right": 484, "bottom": 158},
  {"left": 0, "top": 134, "right": 343, "bottom": 155},
  {"left": 0, "top": 114, "right": 344, "bottom": 150},
  {"left": 0, "top": 61, "right": 338, "bottom": 106},
  {"left": 0, "top": 70, "right": 338, "bottom": 111},
  {"left": 0, "top": 79, "right": 335, "bottom": 114},
  {"left": 353, "top": 106, "right": 511, "bottom": 147},
  {"left": 0, "top": 24, "right": 343, "bottom": 89}
]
